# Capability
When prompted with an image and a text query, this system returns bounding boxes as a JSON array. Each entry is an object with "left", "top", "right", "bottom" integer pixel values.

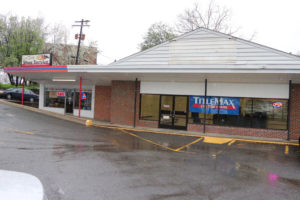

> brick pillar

[
  {"left": 290, "top": 84, "right": 300, "bottom": 140},
  {"left": 94, "top": 86, "right": 111, "bottom": 121},
  {"left": 110, "top": 80, "right": 136, "bottom": 126}
]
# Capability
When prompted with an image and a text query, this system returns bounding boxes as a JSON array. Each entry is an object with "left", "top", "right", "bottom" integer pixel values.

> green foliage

[
  {"left": 0, "top": 15, "right": 45, "bottom": 67},
  {"left": 0, "top": 83, "right": 39, "bottom": 90},
  {"left": 140, "top": 22, "right": 177, "bottom": 51}
]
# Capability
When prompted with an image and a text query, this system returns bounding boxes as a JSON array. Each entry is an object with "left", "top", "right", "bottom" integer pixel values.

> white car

[{"left": 0, "top": 170, "right": 46, "bottom": 200}]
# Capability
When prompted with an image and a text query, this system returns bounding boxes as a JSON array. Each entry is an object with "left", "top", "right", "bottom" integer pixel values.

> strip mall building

[{"left": 4, "top": 28, "right": 300, "bottom": 140}]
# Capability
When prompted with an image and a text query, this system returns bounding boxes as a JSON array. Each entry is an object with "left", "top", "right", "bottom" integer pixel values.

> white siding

[
  {"left": 207, "top": 83, "right": 288, "bottom": 99},
  {"left": 141, "top": 81, "right": 288, "bottom": 99},
  {"left": 141, "top": 82, "right": 205, "bottom": 96},
  {"left": 111, "top": 29, "right": 300, "bottom": 68}
]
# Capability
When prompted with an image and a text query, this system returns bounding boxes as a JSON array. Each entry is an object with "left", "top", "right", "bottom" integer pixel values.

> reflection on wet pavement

[{"left": 0, "top": 102, "right": 299, "bottom": 200}]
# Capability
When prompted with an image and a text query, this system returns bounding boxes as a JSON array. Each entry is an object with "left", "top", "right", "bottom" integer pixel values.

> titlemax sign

[{"left": 190, "top": 96, "right": 240, "bottom": 115}]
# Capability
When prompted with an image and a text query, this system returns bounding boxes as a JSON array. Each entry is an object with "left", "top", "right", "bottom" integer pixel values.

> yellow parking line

[
  {"left": 92, "top": 124, "right": 299, "bottom": 147},
  {"left": 235, "top": 139, "right": 298, "bottom": 146},
  {"left": 175, "top": 138, "right": 203, "bottom": 151},
  {"left": 227, "top": 140, "right": 236, "bottom": 146},
  {"left": 285, "top": 145, "right": 289, "bottom": 155},
  {"left": 7, "top": 128, "right": 35, "bottom": 135},
  {"left": 211, "top": 150, "right": 224, "bottom": 158},
  {"left": 119, "top": 129, "right": 194, "bottom": 154}
]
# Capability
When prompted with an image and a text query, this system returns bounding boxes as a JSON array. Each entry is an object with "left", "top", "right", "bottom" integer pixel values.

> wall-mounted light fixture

[{"left": 52, "top": 78, "right": 76, "bottom": 82}]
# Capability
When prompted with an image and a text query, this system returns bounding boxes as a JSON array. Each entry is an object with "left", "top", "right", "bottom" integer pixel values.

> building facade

[{"left": 4, "top": 28, "right": 300, "bottom": 140}]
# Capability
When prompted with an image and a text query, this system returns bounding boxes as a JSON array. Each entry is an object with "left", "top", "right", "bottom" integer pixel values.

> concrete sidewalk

[{"left": 1, "top": 99, "right": 298, "bottom": 146}]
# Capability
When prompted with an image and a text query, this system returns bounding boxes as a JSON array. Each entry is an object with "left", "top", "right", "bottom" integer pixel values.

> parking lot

[{"left": 0, "top": 102, "right": 299, "bottom": 200}]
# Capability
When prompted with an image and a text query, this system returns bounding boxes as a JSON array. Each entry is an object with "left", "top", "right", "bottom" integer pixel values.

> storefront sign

[
  {"left": 272, "top": 101, "right": 283, "bottom": 108},
  {"left": 81, "top": 92, "right": 87, "bottom": 100},
  {"left": 22, "top": 54, "right": 52, "bottom": 66},
  {"left": 57, "top": 91, "right": 65, "bottom": 97},
  {"left": 190, "top": 96, "right": 240, "bottom": 115}
]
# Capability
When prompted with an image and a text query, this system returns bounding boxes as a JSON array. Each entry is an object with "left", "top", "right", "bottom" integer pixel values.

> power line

[{"left": 72, "top": 19, "right": 90, "bottom": 65}]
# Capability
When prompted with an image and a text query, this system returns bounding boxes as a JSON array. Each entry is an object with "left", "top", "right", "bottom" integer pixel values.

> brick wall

[
  {"left": 110, "top": 81, "right": 136, "bottom": 125},
  {"left": 188, "top": 124, "right": 287, "bottom": 139},
  {"left": 95, "top": 81, "right": 297, "bottom": 140},
  {"left": 290, "top": 84, "right": 300, "bottom": 140},
  {"left": 109, "top": 80, "right": 159, "bottom": 128},
  {"left": 94, "top": 86, "right": 111, "bottom": 121}
]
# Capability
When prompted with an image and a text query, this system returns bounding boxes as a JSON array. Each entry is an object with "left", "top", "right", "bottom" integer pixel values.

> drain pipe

[
  {"left": 287, "top": 80, "right": 291, "bottom": 140},
  {"left": 133, "top": 78, "right": 138, "bottom": 127},
  {"left": 203, "top": 79, "right": 207, "bottom": 134}
]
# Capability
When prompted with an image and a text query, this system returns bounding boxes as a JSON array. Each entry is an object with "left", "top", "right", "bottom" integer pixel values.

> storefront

[
  {"left": 39, "top": 83, "right": 95, "bottom": 118},
  {"left": 4, "top": 28, "right": 300, "bottom": 140}
]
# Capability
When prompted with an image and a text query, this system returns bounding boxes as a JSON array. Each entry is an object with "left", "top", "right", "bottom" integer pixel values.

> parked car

[
  {"left": 2, "top": 88, "right": 39, "bottom": 102},
  {"left": 0, "top": 170, "right": 46, "bottom": 200}
]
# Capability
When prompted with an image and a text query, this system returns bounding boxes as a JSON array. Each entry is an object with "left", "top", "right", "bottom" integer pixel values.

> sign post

[
  {"left": 78, "top": 77, "right": 82, "bottom": 118},
  {"left": 22, "top": 77, "right": 25, "bottom": 105}
]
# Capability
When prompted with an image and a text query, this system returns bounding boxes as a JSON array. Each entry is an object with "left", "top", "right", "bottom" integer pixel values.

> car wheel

[
  {"left": 29, "top": 97, "right": 34, "bottom": 103},
  {"left": 7, "top": 94, "right": 11, "bottom": 100}
]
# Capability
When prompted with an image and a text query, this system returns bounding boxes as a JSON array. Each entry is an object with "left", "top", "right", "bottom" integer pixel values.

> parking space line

[
  {"left": 227, "top": 140, "right": 236, "bottom": 146},
  {"left": 119, "top": 129, "right": 194, "bottom": 154},
  {"left": 211, "top": 150, "right": 224, "bottom": 158},
  {"left": 175, "top": 138, "right": 203, "bottom": 151},
  {"left": 6, "top": 127, "right": 35, "bottom": 135},
  {"left": 285, "top": 145, "right": 289, "bottom": 155},
  {"left": 93, "top": 124, "right": 298, "bottom": 147}
]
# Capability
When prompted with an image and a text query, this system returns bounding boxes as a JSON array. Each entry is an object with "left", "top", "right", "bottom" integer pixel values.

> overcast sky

[{"left": 0, "top": 0, "right": 299, "bottom": 64}]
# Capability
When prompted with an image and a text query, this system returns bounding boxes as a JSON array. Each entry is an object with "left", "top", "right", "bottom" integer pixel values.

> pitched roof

[{"left": 109, "top": 27, "right": 300, "bottom": 68}]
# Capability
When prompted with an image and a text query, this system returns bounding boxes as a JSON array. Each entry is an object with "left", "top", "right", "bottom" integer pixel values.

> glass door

[
  {"left": 159, "top": 95, "right": 188, "bottom": 130},
  {"left": 159, "top": 95, "right": 174, "bottom": 129},
  {"left": 65, "top": 90, "right": 74, "bottom": 114},
  {"left": 174, "top": 96, "right": 188, "bottom": 130}
]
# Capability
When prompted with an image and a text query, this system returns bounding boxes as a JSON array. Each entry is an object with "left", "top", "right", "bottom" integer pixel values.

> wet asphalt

[{"left": 0, "top": 103, "right": 299, "bottom": 200}]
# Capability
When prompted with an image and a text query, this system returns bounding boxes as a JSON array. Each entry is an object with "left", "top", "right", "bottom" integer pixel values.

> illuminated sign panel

[
  {"left": 22, "top": 54, "right": 52, "bottom": 66},
  {"left": 57, "top": 91, "right": 66, "bottom": 97},
  {"left": 272, "top": 101, "right": 283, "bottom": 108}
]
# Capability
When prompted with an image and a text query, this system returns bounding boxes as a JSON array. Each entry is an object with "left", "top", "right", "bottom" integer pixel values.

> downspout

[
  {"left": 133, "top": 78, "right": 138, "bottom": 127},
  {"left": 203, "top": 79, "right": 207, "bottom": 133},
  {"left": 287, "top": 80, "right": 292, "bottom": 140}
]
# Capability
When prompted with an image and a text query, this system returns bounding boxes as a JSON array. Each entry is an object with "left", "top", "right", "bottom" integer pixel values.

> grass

[{"left": 0, "top": 83, "right": 39, "bottom": 90}]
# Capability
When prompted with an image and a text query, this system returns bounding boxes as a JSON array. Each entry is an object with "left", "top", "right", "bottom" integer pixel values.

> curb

[{"left": 1, "top": 100, "right": 299, "bottom": 147}]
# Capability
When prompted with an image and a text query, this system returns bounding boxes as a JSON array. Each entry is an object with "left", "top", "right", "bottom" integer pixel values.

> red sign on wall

[{"left": 57, "top": 91, "right": 65, "bottom": 97}]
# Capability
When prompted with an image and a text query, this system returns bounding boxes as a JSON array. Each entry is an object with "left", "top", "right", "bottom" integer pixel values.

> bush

[{"left": 0, "top": 83, "right": 39, "bottom": 90}]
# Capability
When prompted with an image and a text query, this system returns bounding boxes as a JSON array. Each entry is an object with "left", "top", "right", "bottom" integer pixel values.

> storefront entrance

[
  {"left": 65, "top": 90, "right": 74, "bottom": 114},
  {"left": 159, "top": 95, "right": 188, "bottom": 130}
]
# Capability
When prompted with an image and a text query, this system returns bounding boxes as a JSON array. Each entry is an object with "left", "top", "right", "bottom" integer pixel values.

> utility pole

[{"left": 72, "top": 19, "right": 90, "bottom": 65}]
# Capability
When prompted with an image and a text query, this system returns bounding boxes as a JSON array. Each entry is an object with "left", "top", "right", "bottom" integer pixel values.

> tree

[
  {"left": 139, "top": 22, "right": 177, "bottom": 51},
  {"left": 0, "top": 14, "right": 46, "bottom": 86},
  {"left": 176, "top": 0, "right": 237, "bottom": 34}
]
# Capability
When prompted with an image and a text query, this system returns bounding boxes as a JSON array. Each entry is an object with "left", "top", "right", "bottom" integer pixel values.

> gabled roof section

[{"left": 108, "top": 27, "right": 300, "bottom": 68}]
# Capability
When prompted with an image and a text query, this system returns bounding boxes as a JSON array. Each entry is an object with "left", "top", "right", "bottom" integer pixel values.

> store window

[
  {"left": 44, "top": 89, "right": 65, "bottom": 108},
  {"left": 189, "top": 96, "right": 287, "bottom": 130},
  {"left": 74, "top": 91, "right": 92, "bottom": 110},
  {"left": 252, "top": 99, "right": 287, "bottom": 130},
  {"left": 140, "top": 94, "right": 160, "bottom": 121}
]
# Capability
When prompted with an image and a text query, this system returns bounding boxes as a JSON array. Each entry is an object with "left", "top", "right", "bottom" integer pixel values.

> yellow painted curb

[{"left": 203, "top": 136, "right": 233, "bottom": 144}]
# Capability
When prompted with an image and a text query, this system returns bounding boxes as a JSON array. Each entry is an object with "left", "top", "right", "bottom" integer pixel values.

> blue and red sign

[
  {"left": 190, "top": 96, "right": 240, "bottom": 115},
  {"left": 272, "top": 101, "right": 283, "bottom": 109},
  {"left": 81, "top": 92, "right": 87, "bottom": 100}
]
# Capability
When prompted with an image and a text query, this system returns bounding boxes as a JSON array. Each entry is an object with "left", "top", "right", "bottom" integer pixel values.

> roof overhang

[{"left": 4, "top": 65, "right": 300, "bottom": 85}]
